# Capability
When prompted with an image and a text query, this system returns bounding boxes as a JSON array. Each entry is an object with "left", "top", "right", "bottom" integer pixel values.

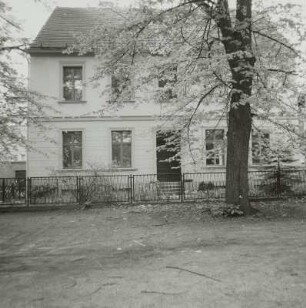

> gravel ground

[{"left": 0, "top": 200, "right": 305, "bottom": 308}]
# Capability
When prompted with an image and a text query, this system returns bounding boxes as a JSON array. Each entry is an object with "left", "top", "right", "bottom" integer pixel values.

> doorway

[{"left": 156, "top": 131, "right": 181, "bottom": 182}]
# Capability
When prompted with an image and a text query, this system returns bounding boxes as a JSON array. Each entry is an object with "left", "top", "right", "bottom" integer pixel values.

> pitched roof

[{"left": 28, "top": 7, "right": 123, "bottom": 54}]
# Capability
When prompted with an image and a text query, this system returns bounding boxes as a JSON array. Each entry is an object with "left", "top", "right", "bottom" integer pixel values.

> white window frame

[
  {"left": 59, "top": 62, "right": 85, "bottom": 102},
  {"left": 110, "top": 129, "right": 134, "bottom": 169},
  {"left": 61, "top": 129, "right": 84, "bottom": 170},
  {"left": 204, "top": 128, "right": 225, "bottom": 167}
]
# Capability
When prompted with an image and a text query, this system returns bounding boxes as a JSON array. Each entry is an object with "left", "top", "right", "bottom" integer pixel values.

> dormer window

[{"left": 63, "top": 66, "right": 83, "bottom": 101}]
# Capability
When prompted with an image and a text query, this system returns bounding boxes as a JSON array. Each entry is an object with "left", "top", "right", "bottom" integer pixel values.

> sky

[{"left": 7, "top": 0, "right": 306, "bottom": 41}]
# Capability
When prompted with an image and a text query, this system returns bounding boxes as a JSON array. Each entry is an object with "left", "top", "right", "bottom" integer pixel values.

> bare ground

[{"left": 0, "top": 200, "right": 305, "bottom": 308}]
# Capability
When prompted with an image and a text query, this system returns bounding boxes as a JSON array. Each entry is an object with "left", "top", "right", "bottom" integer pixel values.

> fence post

[
  {"left": 180, "top": 174, "right": 184, "bottom": 202},
  {"left": 26, "top": 178, "right": 31, "bottom": 207},
  {"left": 276, "top": 168, "right": 281, "bottom": 198},
  {"left": 76, "top": 176, "right": 80, "bottom": 204},
  {"left": 2, "top": 178, "right": 5, "bottom": 203},
  {"left": 129, "top": 175, "right": 134, "bottom": 204}
]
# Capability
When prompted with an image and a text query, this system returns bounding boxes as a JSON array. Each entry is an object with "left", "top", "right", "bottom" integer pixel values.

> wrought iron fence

[
  {"left": 183, "top": 172, "right": 226, "bottom": 200},
  {"left": 133, "top": 174, "right": 182, "bottom": 202},
  {"left": 0, "top": 169, "right": 305, "bottom": 207},
  {"left": 248, "top": 169, "right": 306, "bottom": 198},
  {"left": 0, "top": 178, "right": 26, "bottom": 205},
  {"left": 29, "top": 177, "right": 78, "bottom": 205}
]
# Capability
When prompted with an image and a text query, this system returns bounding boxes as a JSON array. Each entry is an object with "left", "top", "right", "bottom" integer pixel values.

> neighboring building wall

[{"left": 0, "top": 162, "right": 26, "bottom": 178}]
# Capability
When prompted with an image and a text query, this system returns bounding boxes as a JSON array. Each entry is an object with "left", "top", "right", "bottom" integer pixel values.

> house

[{"left": 26, "top": 6, "right": 305, "bottom": 181}]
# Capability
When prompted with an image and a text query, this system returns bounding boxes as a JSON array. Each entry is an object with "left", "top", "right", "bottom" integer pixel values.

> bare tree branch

[{"left": 252, "top": 29, "right": 299, "bottom": 56}]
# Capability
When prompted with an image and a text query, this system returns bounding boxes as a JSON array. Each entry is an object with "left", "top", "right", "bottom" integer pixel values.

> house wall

[
  {"left": 29, "top": 55, "right": 161, "bottom": 118},
  {"left": 28, "top": 55, "right": 305, "bottom": 178},
  {"left": 27, "top": 118, "right": 159, "bottom": 177}
]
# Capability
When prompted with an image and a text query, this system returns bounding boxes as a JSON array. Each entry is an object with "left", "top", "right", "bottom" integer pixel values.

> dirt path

[{"left": 0, "top": 203, "right": 305, "bottom": 308}]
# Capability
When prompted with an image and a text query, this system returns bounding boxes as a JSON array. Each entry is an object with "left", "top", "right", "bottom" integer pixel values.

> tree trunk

[
  {"left": 214, "top": 0, "right": 254, "bottom": 214},
  {"left": 225, "top": 102, "right": 252, "bottom": 214}
]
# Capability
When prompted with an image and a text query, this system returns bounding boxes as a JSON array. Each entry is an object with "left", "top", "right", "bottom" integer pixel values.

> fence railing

[{"left": 0, "top": 169, "right": 305, "bottom": 207}]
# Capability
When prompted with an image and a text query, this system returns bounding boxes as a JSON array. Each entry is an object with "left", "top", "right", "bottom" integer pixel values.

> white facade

[
  {"left": 27, "top": 8, "right": 306, "bottom": 178},
  {"left": 27, "top": 55, "right": 180, "bottom": 177},
  {"left": 27, "top": 51, "right": 306, "bottom": 177}
]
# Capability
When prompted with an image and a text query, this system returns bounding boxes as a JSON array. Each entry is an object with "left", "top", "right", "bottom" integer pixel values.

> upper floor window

[
  {"left": 63, "top": 66, "right": 83, "bottom": 101},
  {"left": 111, "top": 73, "right": 132, "bottom": 101},
  {"left": 205, "top": 129, "right": 225, "bottom": 166},
  {"left": 158, "top": 64, "right": 177, "bottom": 100},
  {"left": 252, "top": 132, "right": 270, "bottom": 165},
  {"left": 63, "top": 131, "right": 82, "bottom": 169},
  {"left": 112, "top": 130, "right": 132, "bottom": 168}
]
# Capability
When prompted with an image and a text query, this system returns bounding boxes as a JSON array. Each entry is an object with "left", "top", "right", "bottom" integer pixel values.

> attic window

[{"left": 63, "top": 66, "right": 83, "bottom": 101}]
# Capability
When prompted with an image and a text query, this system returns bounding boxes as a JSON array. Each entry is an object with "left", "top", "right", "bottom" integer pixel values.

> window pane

[
  {"left": 63, "top": 86, "right": 73, "bottom": 101},
  {"left": 112, "top": 131, "right": 122, "bottom": 144},
  {"left": 73, "top": 67, "right": 82, "bottom": 80},
  {"left": 122, "top": 131, "right": 132, "bottom": 143},
  {"left": 63, "top": 67, "right": 73, "bottom": 81},
  {"left": 112, "top": 144, "right": 121, "bottom": 167}
]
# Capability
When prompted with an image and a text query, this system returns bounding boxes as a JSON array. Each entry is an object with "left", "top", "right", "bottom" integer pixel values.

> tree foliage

[
  {"left": 69, "top": 0, "right": 305, "bottom": 213},
  {"left": 0, "top": 0, "right": 47, "bottom": 161}
]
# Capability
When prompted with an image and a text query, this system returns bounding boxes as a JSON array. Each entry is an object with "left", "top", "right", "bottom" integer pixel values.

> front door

[{"left": 156, "top": 131, "right": 181, "bottom": 182}]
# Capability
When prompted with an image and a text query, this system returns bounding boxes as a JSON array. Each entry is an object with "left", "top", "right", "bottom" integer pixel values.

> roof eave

[{"left": 26, "top": 47, "right": 94, "bottom": 57}]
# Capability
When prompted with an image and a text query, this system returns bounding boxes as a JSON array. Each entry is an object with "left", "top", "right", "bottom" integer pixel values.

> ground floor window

[
  {"left": 252, "top": 131, "right": 270, "bottom": 165},
  {"left": 63, "top": 131, "right": 82, "bottom": 169},
  {"left": 205, "top": 129, "right": 225, "bottom": 166},
  {"left": 112, "top": 130, "right": 132, "bottom": 168}
]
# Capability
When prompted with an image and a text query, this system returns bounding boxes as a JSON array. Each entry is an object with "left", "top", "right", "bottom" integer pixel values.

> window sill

[
  {"left": 58, "top": 169, "right": 83, "bottom": 172},
  {"left": 56, "top": 168, "right": 138, "bottom": 173},
  {"left": 205, "top": 165, "right": 225, "bottom": 168},
  {"left": 109, "top": 168, "right": 137, "bottom": 172},
  {"left": 58, "top": 100, "right": 87, "bottom": 104}
]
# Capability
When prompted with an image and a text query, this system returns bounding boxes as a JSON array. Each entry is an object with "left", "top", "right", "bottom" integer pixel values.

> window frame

[
  {"left": 62, "top": 130, "right": 83, "bottom": 170},
  {"left": 60, "top": 62, "right": 85, "bottom": 103},
  {"left": 110, "top": 129, "right": 133, "bottom": 169},
  {"left": 204, "top": 128, "right": 225, "bottom": 167}
]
